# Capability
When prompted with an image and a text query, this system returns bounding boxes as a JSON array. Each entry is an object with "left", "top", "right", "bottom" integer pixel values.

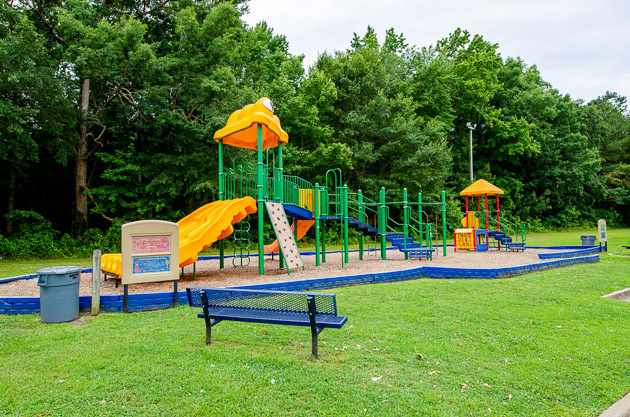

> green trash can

[
  {"left": 580, "top": 235, "right": 596, "bottom": 246},
  {"left": 37, "top": 266, "right": 81, "bottom": 323}
]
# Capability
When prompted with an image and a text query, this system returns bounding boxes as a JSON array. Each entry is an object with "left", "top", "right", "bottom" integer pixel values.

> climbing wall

[{"left": 265, "top": 202, "right": 304, "bottom": 273}]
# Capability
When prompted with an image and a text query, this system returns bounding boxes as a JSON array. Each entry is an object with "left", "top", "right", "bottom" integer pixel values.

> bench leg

[
  {"left": 201, "top": 291, "right": 212, "bottom": 345},
  {"left": 205, "top": 320, "right": 212, "bottom": 345},
  {"left": 307, "top": 296, "right": 321, "bottom": 359}
]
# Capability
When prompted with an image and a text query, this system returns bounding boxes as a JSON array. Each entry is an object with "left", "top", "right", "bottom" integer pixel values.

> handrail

[
  {"left": 409, "top": 216, "right": 434, "bottom": 249},
  {"left": 487, "top": 213, "right": 527, "bottom": 244}
]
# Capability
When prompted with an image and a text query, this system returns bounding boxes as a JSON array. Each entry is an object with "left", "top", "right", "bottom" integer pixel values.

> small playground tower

[
  {"left": 215, "top": 98, "right": 292, "bottom": 275},
  {"left": 458, "top": 179, "right": 526, "bottom": 251}
]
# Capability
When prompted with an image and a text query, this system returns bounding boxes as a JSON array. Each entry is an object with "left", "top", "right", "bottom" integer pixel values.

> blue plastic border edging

[
  {"left": 0, "top": 248, "right": 601, "bottom": 315},
  {"left": 538, "top": 247, "right": 600, "bottom": 259},
  {"left": 229, "top": 254, "right": 600, "bottom": 292},
  {"left": 0, "top": 291, "right": 190, "bottom": 315}
]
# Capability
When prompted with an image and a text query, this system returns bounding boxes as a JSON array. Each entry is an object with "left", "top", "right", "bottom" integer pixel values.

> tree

[
  {"left": 309, "top": 27, "right": 451, "bottom": 199},
  {"left": 430, "top": 30, "right": 539, "bottom": 198},
  {"left": 0, "top": 7, "right": 75, "bottom": 234},
  {"left": 583, "top": 92, "right": 630, "bottom": 223}
]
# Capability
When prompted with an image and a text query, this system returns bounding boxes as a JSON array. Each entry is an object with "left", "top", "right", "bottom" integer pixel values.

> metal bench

[
  {"left": 186, "top": 287, "right": 347, "bottom": 358},
  {"left": 399, "top": 248, "right": 435, "bottom": 260}
]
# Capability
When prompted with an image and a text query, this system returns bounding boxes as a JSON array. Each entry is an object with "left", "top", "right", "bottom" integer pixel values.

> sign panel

[
  {"left": 121, "top": 220, "right": 179, "bottom": 285},
  {"left": 132, "top": 236, "right": 171, "bottom": 254},
  {"left": 598, "top": 219, "right": 607, "bottom": 242},
  {"left": 133, "top": 256, "right": 171, "bottom": 274}
]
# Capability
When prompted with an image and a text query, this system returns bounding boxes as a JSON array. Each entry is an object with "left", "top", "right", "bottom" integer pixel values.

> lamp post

[{"left": 466, "top": 122, "right": 477, "bottom": 183}]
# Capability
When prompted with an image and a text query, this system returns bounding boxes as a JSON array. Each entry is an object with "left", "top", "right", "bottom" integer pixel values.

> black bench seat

[{"left": 187, "top": 287, "right": 347, "bottom": 358}]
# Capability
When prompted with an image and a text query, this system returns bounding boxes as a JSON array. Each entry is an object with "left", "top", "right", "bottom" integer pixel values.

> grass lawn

[{"left": 0, "top": 230, "right": 629, "bottom": 416}]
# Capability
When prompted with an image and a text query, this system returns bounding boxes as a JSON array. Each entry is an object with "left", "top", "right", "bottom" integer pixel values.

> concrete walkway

[{"left": 600, "top": 392, "right": 630, "bottom": 417}]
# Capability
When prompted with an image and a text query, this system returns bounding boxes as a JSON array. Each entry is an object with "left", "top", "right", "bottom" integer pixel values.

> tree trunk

[
  {"left": 6, "top": 166, "right": 15, "bottom": 235},
  {"left": 74, "top": 78, "right": 90, "bottom": 241}
]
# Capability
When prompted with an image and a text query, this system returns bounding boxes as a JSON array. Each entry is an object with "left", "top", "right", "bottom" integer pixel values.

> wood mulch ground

[{"left": 0, "top": 247, "right": 547, "bottom": 297}]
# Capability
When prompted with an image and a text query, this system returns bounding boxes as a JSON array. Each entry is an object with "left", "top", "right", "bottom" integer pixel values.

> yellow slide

[
  {"left": 264, "top": 219, "right": 315, "bottom": 253},
  {"left": 100, "top": 197, "right": 257, "bottom": 277}
]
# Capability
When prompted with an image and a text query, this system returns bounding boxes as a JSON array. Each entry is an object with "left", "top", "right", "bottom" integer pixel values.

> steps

[
  {"left": 386, "top": 233, "right": 435, "bottom": 259},
  {"left": 488, "top": 230, "right": 526, "bottom": 251},
  {"left": 346, "top": 217, "right": 379, "bottom": 236}
]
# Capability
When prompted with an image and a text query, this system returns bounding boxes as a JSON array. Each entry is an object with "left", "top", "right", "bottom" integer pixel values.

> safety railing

[
  {"left": 409, "top": 215, "right": 433, "bottom": 250},
  {"left": 487, "top": 212, "right": 527, "bottom": 245},
  {"left": 223, "top": 162, "right": 258, "bottom": 200}
]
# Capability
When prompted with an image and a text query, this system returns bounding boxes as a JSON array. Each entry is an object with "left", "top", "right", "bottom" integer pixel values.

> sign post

[
  {"left": 121, "top": 220, "right": 179, "bottom": 312},
  {"left": 91, "top": 250, "right": 101, "bottom": 316},
  {"left": 597, "top": 219, "right": 607, "bottom": 252}
]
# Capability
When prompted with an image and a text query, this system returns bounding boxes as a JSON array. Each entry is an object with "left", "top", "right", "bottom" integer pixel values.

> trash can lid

[{"left": 36, "top": 266, "right": 82, "bottom": 275}]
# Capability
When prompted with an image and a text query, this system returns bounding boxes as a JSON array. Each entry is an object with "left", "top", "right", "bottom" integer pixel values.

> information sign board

[
  {"left": 598, "top": 219, "right": 607, "bottom": 243},
  {"left": 121, "top": 220, "right": 179, "bottom": 285}
]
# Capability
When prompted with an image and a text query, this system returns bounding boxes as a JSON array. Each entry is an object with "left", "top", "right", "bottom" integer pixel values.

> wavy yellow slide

[{"left": 100, "top": 197, "right": 257, "bottom": 277}]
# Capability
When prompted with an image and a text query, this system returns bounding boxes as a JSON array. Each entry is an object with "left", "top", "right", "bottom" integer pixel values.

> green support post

[
  {"left": 277, "top": 143, "right": 285, "bottom": 272},
  {"left": 379, "top": 187, "right": 386, "bottom": 260},
  {"left": 315, "top": 184, "right": 320, "bottom": 266},
  {"left": 418, "top": 192, "right": 423, "bottom": 248},
  {"left": 441, "top": 190, "right": 447, "bottom": 257},
  {"left": 277, "top": 143, "right": 283, "bottom": 202},
  {"left": 257, "top": 124, "right": 264, "bottom": 275},
  {"left": 277, "top": 143, "right": 284, "bottom": 271},
  {"left": 322, "top": 221, "right": 326, "bottom": 263},
  {"left": 218, "top": 139, "right": 225, "bottom": 269},
  {"left": 403, "top": 188, "right": 409, "bottom": 260},
  {"left": 358, "top": 190, "right": 364, "bottom": 261},
  {"left": 343, "top": 185, "right": 349, "bottom": 264}
]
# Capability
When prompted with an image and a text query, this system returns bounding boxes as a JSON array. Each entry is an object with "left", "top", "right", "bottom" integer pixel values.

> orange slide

[
  {"left": 100, "top": 197, "right": 257, "bottom": 277},
  {"left": 264, "top": 219, "right": 315, "bottom": 253}
]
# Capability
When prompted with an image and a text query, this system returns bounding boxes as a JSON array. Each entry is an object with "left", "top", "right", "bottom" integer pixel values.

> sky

[{"left": 242, "top": 0, "right": 629, "bottom": 103}]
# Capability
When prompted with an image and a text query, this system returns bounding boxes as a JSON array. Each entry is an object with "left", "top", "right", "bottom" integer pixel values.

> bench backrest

[{"left": 187, "top": 287, "right": 338, "bottom": 316}]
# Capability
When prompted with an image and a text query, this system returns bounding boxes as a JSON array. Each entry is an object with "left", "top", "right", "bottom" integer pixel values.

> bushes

[
  {"left": 0, "top": 211, "right": 121, "bottom": 260},
  {"left": 0, "top": 211, "right": 63, "bottom": 259}
]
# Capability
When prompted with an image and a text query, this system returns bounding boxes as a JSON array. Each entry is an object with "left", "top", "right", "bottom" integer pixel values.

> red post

[
  {"left": 484, "top": 194, "right": 489, "bottom": 238},
  {"left": 496, "top": 195, "right": 500, "bottom": 232},
  {"left": 477, "top": 197, "right": 481, "bottom": 229},
  {"left": 496, "top": 194, "right": 501, "bottom": 250}
]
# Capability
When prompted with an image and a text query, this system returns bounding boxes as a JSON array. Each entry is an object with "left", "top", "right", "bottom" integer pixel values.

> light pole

[{"left": 466, "top": 122, "right": 477, "bottom": 183}]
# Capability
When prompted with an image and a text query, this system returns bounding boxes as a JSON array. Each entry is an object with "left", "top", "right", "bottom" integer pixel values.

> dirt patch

[{"left": 0, "top": 247, "right": 549, "bottom": 297}]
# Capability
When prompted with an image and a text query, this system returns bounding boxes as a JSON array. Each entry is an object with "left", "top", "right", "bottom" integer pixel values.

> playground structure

[
  {"left": 455, "top": 179, "right": 526, "bottom": 252},
  {"left": 101, "top": 97, "right": 449, "bottom": 280},
  {"left": 214, "top": 98, "right": 448, "bottom": 275}
]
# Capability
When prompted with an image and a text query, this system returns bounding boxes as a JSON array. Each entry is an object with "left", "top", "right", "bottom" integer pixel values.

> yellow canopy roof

[
  {"left": 213, "top": 98, "right": 288, "bottom": 151},
  {"left": 460, "top": 179, "right": 504, "bottom": 196}
]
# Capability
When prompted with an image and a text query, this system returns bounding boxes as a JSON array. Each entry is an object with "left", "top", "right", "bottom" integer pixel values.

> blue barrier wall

[
  {"left": 0, "top": 247, "right": 601, "bottom": 315},
  {"left": 538, "top": 247, "right": 600, "bottom": 259}
]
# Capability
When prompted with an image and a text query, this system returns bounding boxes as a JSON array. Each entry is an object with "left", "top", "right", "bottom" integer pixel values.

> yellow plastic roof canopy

[
  {"left": 460, "top": 179, "right": 505, "bottom": 196},
  {"left": 213, "top": 97, "right": 288, "bottom": 151}
]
